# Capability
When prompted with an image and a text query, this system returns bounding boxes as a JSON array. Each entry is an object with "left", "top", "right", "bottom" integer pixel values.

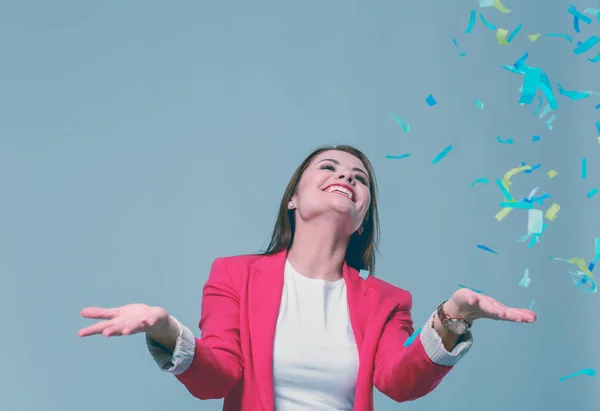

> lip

[{"left": 322, "top": 183, "right": 356, "bottom": 202}]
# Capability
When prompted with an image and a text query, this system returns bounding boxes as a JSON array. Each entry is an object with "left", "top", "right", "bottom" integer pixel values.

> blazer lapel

[
  {"left": 343, "top": 262, "right": 373, "bottom": 356},
  {"left": 247, "top": 250, "right": 286, "bottom": 411}
]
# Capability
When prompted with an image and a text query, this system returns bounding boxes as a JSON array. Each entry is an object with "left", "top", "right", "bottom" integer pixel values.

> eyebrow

[{"left": 317, "top": 158, "right": 369, "bottom": 178}]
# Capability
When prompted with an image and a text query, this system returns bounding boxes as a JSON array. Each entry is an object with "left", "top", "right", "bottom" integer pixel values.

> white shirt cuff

[
  {"left": 419, "top": 311, "right": 473, "bottom": 366},
  {"left": 145, "top": 315, "right": 196, "bottom": 375}
]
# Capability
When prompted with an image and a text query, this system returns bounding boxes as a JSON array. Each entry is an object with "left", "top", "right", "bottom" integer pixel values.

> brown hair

[{"left": 262, "top": 145, "right": 380, "bottom": 274}]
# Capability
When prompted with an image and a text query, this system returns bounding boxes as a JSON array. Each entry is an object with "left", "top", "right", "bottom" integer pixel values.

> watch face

[{"left": 447, "top": 320, "right": 468, "bottom": 335}]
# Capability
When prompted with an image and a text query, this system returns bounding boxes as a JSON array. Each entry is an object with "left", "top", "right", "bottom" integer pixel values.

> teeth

[{"left": 326, "top": 185, "right": 353, "bottom": 200}]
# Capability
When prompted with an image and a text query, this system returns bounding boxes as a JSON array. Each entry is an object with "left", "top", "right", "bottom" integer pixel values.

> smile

[{"left": 323, "top": 184, "right": 355, "bottom": 201}]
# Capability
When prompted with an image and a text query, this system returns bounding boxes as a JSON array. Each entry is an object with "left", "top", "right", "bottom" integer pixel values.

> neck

[{"left": 286, "top": 219, "right": 350, "bottom": 281}]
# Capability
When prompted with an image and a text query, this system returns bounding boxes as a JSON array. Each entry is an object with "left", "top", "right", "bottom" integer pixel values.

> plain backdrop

[{"left": 1, "top": 1, "right": 599, "bottom": 410}]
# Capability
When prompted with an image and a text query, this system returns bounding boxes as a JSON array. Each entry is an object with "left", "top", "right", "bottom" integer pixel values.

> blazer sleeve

[
  {"left": 373, "top": 290, "right": 471, "bottom": 403},
  {"left": 173, "top": 257, "right": 244, "bottom": 400}
]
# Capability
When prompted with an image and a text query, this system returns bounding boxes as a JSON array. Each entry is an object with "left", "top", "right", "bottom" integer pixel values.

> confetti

[
  {"left": 385, "top": 154, "right": 411, "bottom": 160},
  {"left": 532, "top": 135, "right": 540, "bottom": 142},
  {"left": 500, "top": 201, "right": 533, "bottom": 209},
  {"left": 528, "top": 34, "right": 541, "bottom": 41},
  {"left": 497, "top": 136, "right": 514, "bottom": 144},
  {"left": 570, "top": 271, "right": 598, "bottom": 293},
  {"left": 559, "top": 368, "right": 596, "bottom": 382},
  {"left": 528, "top": 301, "right": 535, "bottom": 310},
  {"left": 496, "top": 28, "right": 509, "bottom": 45},
  {"left": 581, "top": 158, "right": 587, "bottom": 179},
  {"left": 470, "top": 178, "right": 490, "bottom": 187},
  {"left": 519, "top": 268, "right": 531, "bottom": 287},
  {"left": 479, "top": 13, "right": 497, "bottom": 30},
  {"left": 458, "top": 284, "right": 485, "bottom": 293},
  {"left": 550, "top": 256, "right": 594, "bottom": 279},
  {"left": 556, "top": 84, "right": 599, "bottom": 100},
  {"left": 573, "top": 36, "right": 600, "bottom": 63},
  {"left": 475, "top": 99, "right": 484, "bottom": 109},
  {"left": 589, "top": 238, "right": 600, "bottom": 272},
  {"left": 545, "top": 33, "right": 573, "bottom": 42},
  {"left": 425, "top": 94, "right": 437, "bottom": 106},
  {"left": 479, "top": 0, "right": 494, "bottom": 7},
  {"left": 527, "top": 209, "right": 544, "bottom": 234},
  {"left": 506, "top": 24, "right": 523, "bottom": 43},
  {"left": 465, "top": 10, "right": 477, "bottom": 33},
  {"left": 452, "top": 38, "right": 467, "bottom": 56},
  {"left": 522, "top": 162, "right": 541, "bottom": 174},
  {"left": 493, "top": 0, "right": 511, "bottom": 13},
  {"left": 390, "top": 112, "right": 410, "bottom": 132},
  {"left": 568, "top": 5, "right": 593, "bottom": 26},
  {"left": 548, "top": 170, "right": 558, "bottom": 178},
  {"left": 403, "top": 328, "right": 422, "bottom": 347},
  {"left": 432, "top": 145, "right": 453, "bottom": 164},
  {"left": 544, "top": 203, "right": 560, "bottom": 221},
  {"left": 587, "top": 188, "right": 599, "bottom": 198},
  {"left": 477, "top": 244, "right": 498, "bottom": 254}
]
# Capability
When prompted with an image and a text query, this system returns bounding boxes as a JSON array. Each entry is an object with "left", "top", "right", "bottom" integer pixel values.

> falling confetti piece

[
  {"left": 519, "top": 268, "right": 531, "bottom": 287},
  {"left": 493, "top": 0, "right": 511, "bottom": 13},
  {"left": 496, "top": 28, "right": 510, "bottom": 45},
  {"left": 475, "top": 99, "right": 484, "bottom": 109},
  {"left": 479, "top": 0, "right": 494, "bottom": 7},
  {"left": 548, "top": 170, "right": 558, "bottom": 178},
  {"left": 570, "top": 271, "right": 598, "bottom": 293},
  {"left": 528, "top": 34, "right": 541, "bottom": 41},
  {"left": 432, "top": 145, "right": 453, "bottom": 164},
  {"left": 497, "top": 136, "right": 514, "bottom": 144},
  {"left": 560, "top": 368, "right": 596, "bottom": 382},
  {"left": 470, "top": 178, "right": 490, "bottom": 187},
  {"left": 545, "top": 33, "right": 573, "bottom": 42},
  {"left": 452, "top": 38, "right": 467, "bottom": 56},
  {"left": 479, "top": 13, "right": 497, "bottom": 30},
  {"left": 506, "top": 24, "right": 522, "bottom": 42},
  {"left": 477, "top": 244, "right": 498, "bottom": 254},
  {"left": 385, "top": 154, "right": 411, "bottom": 160},
  {"left": 587, "top": 188, "right": 599, "bottom": 198},
  {"left": 458, "top": 284, "right": 485, "bottom": 293},
  {"left": 528, "top": 301, "right": 535, "bottom": 310},
  {"left": 425, "top": 94, "right": 437, "bottom": 106},
  {"left": 390, "top": 112, "right": 410, "bottom": 132},
  {"left": 582, "top": 158, "right": 587, "bottom": 179},
  {"left": 528, "top": 209, "right": 544, "bottom": 234},
  {"left": 544, "top": 203, "right": 560, "bottom": 221},
  {"left": 532, "top": 135, "right": 540, "bottom": 142},
  {"left": 465, "top": 10, "right": 476, "bottom": 33},
  {"left": 403, "top": 328, "right": 422, "bottom": 347}
]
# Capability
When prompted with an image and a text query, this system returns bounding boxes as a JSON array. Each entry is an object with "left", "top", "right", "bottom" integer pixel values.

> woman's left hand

[{"left": 445, "top": 288, "right": 537, "bottom": 324}]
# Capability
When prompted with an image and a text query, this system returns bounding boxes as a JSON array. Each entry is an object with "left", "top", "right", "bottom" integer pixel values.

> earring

[
  {"left": 358, "top": 226, "right": 363, "bottom": 235},
  {"left": 288, "top": 201, "right": 294, "bottom": 209}
]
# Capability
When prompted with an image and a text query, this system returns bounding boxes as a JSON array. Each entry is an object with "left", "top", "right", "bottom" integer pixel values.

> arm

[
  {"left": 373, "top": 291, "right": 472, "bottom": 403},
  {"left": 145, "top": 258, "right": 244, "bottom": 400}
]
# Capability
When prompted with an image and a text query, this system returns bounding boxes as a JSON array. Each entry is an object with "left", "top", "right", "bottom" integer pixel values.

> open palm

[{"left": 77, "top": 303, "right": 169, "bottom": 338}]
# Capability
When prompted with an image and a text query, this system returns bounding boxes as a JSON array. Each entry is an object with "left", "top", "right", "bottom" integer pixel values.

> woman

[{"left": 78, "top": 145, "right": 536, "bottom": 411}]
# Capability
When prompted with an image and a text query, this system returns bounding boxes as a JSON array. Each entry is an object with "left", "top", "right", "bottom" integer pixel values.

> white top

[{"left": 272, "top": 259, "right": 359, "bottom": 411}]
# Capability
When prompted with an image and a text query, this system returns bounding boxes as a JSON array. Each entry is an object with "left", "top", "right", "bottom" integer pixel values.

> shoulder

[{"left": 366, "top": 275, "right": 413, "bottom": 309}]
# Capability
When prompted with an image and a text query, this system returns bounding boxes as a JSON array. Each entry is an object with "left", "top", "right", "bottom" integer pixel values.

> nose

[{"left": 338, "top": 174, "right": 353, "bottom": 184}]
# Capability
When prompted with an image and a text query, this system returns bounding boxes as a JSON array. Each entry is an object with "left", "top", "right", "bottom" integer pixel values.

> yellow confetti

[
  {"left": 495, "top": 207, "right": 513, "bottom": 221},
  {"left": 551, "top": 257, "right": 594, "bottom": 278},
  {"left": 496, "top": 28, "right": 510, "bottom": 45},
  {"left": 548, "top": 170, "right": 558, "bottom": 178},
  {"left": 545, "top": 203, "right": 560, "bottom": 221},
  {"left": 528, "top": 34, "right": 541, "bottom": 41},
  {"left": 501, "top": 165, "right": 532, "bottom": 190},
  {"left": 493, "top": 0, "right": 512, "bottom": 13}
]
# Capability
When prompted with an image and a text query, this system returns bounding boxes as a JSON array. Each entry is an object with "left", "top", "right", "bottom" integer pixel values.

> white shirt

[{"left": 272, "top": 259, "right": 360, "bottom": 411}]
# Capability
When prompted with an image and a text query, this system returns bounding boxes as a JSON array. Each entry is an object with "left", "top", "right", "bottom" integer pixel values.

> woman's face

[{"left": 291, "top": 150, "right": 372, "bottom": 234}]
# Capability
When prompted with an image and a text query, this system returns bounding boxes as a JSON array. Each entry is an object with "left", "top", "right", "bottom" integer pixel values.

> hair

[{"left": 262, "top": 144, "right": 380, "bottom": 275}]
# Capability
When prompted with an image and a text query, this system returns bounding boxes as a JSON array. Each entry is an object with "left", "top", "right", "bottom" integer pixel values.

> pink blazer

[{"left": 175, "top": 250, "right": 452, "bottom": 410}]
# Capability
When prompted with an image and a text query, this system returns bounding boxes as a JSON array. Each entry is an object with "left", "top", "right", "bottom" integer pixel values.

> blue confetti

[
  {"left": 452, "top": 38, "right": 467, "bottom": 56},
  {"left": 458, "top": 284, "right": 485, "bottom": 294},
  {"left": 425, "top": 94, "right": 437, "bottom": 106},
  {"left": 385, "top": 154, "right": 411, "bottom": 160},
  {"left": 545, "top": 33, "right": 573, "bottom": 42},
  {"left": 475, "top": 99, "right": 484, "bottom": 109},
  {"left": 560, "top": 368, "right": 596, "bottom": 382},
  {"left": 465, "top": 10, "right": 476, "bottom": 33},
  {"left": 432, "top": 145, "right": 453, "bottom": 164},
  {"left": 479, "top": 13, "right": 497, "bottom": 30},
  {"left": 532, "top": 135, "right": 540, "bottom": 142},
  {"left": 390, "top": 112, "right": 410, "bottom": 133},
  {"left": 582, "top": 158, "right": 587, "bottom": 179},
  {"left": 477, "top": 244, "right": 499, "bottom": 254},
  {"left": 506, "top": 24, "right": 523, "bottom": 43},
  {"left": 470, "top": 178, "right": 489, "bottom": 187},
  {"left": 403, "top": 328, "right": 422, "bottom": 347},
  {"left": 497, "top": 136, "right": 514, "bottom": 144},
  {"left": 587, "top": 188, "right": 598, "bottom": 198}
]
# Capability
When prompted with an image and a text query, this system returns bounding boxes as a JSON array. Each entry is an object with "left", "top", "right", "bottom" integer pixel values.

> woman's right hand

[{"left": 77, "top": 303, "right": 170, "bottom": 338}]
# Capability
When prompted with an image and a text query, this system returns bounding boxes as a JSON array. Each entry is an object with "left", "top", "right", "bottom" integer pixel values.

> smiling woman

[{"left": 78, "top": 144, "right": 537, "bottom": 411}]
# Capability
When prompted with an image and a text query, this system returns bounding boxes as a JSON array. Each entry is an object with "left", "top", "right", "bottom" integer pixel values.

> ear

[{"left": 357, "top": 226, "right": 364, "bottom": 235}]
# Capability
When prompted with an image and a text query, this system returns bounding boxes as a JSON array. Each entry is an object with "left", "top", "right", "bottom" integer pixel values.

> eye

[
  {"left": 319, "top": 164, "right": 336, "bottom": 171},
  {"left": 355, "top": 175, "right": 368, "bottom": 185}
]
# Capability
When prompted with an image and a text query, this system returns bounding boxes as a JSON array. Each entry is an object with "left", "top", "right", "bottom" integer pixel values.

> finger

[
  {"left": 122, "top": 318, "right": 153, "bottom": 336},
  {"left": 80, "top": 307, "right": 119, "bottom": 320},
  {"left": 478, "top": 299, "right": 508, "bottom": 320},
  {"left": 77, "top": 320, "right": 113, "bottom": 337}
]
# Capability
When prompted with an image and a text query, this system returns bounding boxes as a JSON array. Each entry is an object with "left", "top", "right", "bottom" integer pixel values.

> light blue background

[{"left": 1, "top": 1, "right": 599, "bottom": 410}]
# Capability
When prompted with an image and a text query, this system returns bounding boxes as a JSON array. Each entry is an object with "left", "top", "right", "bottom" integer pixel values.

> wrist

[
  {"left": 444, "top": 300, "right": 474, "bottom": 325},
  {"left": 146, "top": 315, "right": 180, "bottom": 343}
]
